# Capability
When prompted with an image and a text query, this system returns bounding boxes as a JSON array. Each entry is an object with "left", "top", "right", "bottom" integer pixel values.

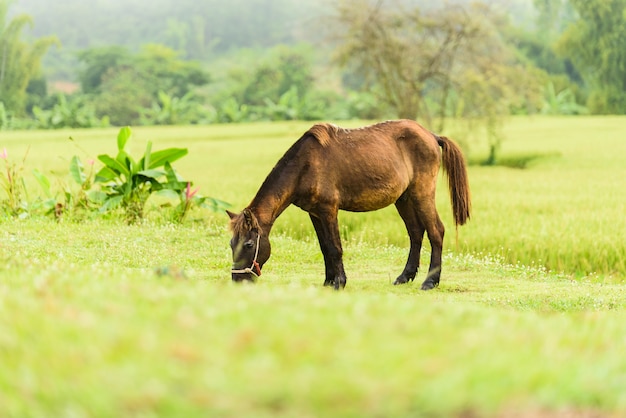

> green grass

[
  {"left": 2, "top": 220, "right": 626, "bottom": 417},
  {"left": 1, "top": 116, "right": 626, "bottom": 416},
  {"left": 461, "top": 116, "right": 626, "bottom": 278}
]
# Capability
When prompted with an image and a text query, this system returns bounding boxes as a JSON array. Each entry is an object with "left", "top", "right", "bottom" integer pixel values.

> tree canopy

[
  {"left": 557, "top": 0, "right": 626, "bottom": 113},
  {"left": 332, "top": 0, "right": 544, "bottom": 161},
  {"left": 0, "top": 0, "right": 57, "bottom": 114},
  {"left": 77, "top": 44, "right": 211, "bottom": 125}
]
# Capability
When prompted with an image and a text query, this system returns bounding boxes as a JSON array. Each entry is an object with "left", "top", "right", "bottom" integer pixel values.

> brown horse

[{"left": 227, "top": 119, "right": 471, "bottom": 290}]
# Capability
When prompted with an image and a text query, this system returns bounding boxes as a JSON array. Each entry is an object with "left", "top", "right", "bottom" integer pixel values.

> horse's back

[
  {"left": 312, "top": 119, "right": 441, "bottom": 177},
  {"left": 294, "top": 120, "right": 440, "bottom": 212}
]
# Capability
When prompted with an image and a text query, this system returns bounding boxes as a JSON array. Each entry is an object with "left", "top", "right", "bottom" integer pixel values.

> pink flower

[
  {"left": 87, "top": 158, "right": 95, "bottom": 166},
  {"left": 0, "top": 148, "right": 7, "bottom": 160},
  {"left": 185, "top": 182, "right": 199, "bottom": 200}
]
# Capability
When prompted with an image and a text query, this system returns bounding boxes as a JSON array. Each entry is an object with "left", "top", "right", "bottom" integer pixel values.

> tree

[
  {"left": 94, "top": 67, "right": 154, "bottom": 126},
  {"left": 534, "top": 0, "right": 568, "bottom": 37},
  {"left": 556, "top": 0, "right": 626, "bottom": 114},
  {"left": 134, "top": 44, "right": 210, "bottom": 97},
  {"left": 331, "top": 0, "right": 544, "bottom": 162},
  {"left": 506, "top": 0, "right": 578, "bottom": 81},
  {"left": 240, "top": 46, "right": 314, "bottom": 106},
  {"left": 77, "top": 46, "right": 130, "bottom": 94},
  {"left": 206, "top": 44, "right": 326, "bottom": 122},
  {"left": 77, "top": 44, "right": 210, "bottom": 125},
  {"left": 0, "top": 0, "right": 58, "bottom": 114}
]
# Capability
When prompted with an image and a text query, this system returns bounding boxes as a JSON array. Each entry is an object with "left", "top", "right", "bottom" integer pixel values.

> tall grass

[
  {"left": 459, "top": 116, "right": 626, "bottom": 277},
  {"left": 2, "top": 116, "right": 625, "bottom": 277}
]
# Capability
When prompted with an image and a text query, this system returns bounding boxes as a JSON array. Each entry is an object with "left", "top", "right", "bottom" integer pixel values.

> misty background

[
  {"left": 12, "top": 0, "right": 535, "bottom": 82},
  {"left": 4, "top": 0, "right": 623, "bottom": 137}
]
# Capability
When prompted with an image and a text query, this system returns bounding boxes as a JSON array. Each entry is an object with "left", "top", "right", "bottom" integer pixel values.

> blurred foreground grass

[{"left": 1, "top": 219, "right": 626, "bottom": 417}]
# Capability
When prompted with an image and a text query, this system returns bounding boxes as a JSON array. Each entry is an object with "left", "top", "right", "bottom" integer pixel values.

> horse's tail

[{"left": 435, "top": 135, "right": 471, "bottom": 227}]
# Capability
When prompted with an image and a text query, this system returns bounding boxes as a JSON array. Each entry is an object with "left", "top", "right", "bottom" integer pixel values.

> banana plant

[{"left": 94, "top": 126, "right": 188, "bottom": 223}]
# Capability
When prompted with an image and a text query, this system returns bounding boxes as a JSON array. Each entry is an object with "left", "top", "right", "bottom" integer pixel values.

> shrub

[
  {"left": 0, "top": 147, "right": 28, "bottom": 218},
  {"left": 94, "top": 127, "right": 189, "bottom": 224}
]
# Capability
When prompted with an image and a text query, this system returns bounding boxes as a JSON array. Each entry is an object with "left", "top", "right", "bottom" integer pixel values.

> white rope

[{"left": 231, "top": 233, "right": 261, "bottom": 277}]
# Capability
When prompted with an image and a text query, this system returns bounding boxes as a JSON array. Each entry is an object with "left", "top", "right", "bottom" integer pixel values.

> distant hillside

[
  {"left": 11, "top": 0, "right": 535, "bottom": 81},
  {"left": 15, "top": 0, "right": 324, "bottom": 52},
  {"left": 12, "top": 0, "right": 325, "bottom": 79}
]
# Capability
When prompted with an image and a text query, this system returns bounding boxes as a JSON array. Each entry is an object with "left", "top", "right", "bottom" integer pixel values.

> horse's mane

[
  {"left": 306, "top": 123, "right": 343, "bottom": 147},
  {"left": 306, "top": 121, "right": 400, "bottom": 147}
]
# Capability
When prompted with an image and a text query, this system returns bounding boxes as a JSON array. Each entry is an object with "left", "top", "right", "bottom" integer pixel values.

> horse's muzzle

[{"left": 231, "top": 271, "right": 257, "bottom": 283}]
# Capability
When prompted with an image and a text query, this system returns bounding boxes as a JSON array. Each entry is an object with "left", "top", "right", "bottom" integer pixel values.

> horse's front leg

[
  {"left": 310, "top": 209, "right": 346, "bottom": 290},
  {"left": 309, "top": 213, "right": 334, "bottom": 286}
]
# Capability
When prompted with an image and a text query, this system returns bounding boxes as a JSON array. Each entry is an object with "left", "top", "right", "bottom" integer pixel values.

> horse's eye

[{"left": 244, "top": 240, "right": 255, "bottom": 249}]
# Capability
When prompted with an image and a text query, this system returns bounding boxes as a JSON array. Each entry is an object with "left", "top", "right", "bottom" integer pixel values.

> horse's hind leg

[
  {"left": 401, "top": 177, "right": 445, "bottom": 290},
  {"left": 416, "top": 201, "right": 445, "bottom": 290},
  {"left": 394, "top": 196, "right": 426, "bottom": 285}
]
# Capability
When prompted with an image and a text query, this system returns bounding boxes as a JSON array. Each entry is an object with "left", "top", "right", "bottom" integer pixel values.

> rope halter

[{"left": 231, "top": 233, "right": 262, "bottom": 277}]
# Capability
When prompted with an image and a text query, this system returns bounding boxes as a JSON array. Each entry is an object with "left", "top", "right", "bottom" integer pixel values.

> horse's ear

[
  {"left": 242, "top": 208, "right": 258, "bottom": 229},
  {"left": 226, "top": 210, "right": 237, "bottom": 220},
  {"left": 242, "top": 208, "right": 253, "bottom": 224}
]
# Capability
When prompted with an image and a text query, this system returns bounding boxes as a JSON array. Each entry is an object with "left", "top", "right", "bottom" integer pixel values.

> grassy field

[
  {"left": 1, "top": 116, "right": 626, "bottom": 417},
  {"left": 4, "top": 116, "right": 625, "bottom": 277}
]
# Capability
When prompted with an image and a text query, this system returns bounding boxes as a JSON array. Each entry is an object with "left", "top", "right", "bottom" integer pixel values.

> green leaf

[
  {"left": 163, "top": 161, "right": 181, "bottom": 183},
  {"left": 161, "top": 162, "right": 187, "bottom": 192},
  {"left": 101, "top": 195, "right": 124, "bottom": 212},
  {"left": 87, "top": 190, "right": 108, "bottom": 205},
  {"left": 69, "top": 156, "right": 87, "bottom": 185},
  {"left": 143, "top": 141, "right": 152, "bottom": 170},
  {"left": 137, "top": 169, "right": 165, "bottom": 179},
  {"left": 144, "top": 178, "right": 164, "bottom": 192},
  {"left": 32, "top": 169, "right": 52, "bottom": 197},
  {"left": 115, "top": 150, "right": 137, "bottom": 175},
  {"left": 117, "top": 126, "right": 131, "bottom": 151},
  {"left": 98, "top": 154, "right": 130, "bottom": 178},
  {"left": 154, "top": 189, "right": 180, "bottom": 200},
  {"left": 123, "top": 180, "right": 133, "bottom": 197},
  {"left": 148, "top": 148, "right": 188, "bottom": 169},
  {"left": 94, "top": 166, "right": 118, "bottom": 183},
  {"left": 160, "top": 181, "right": 188, "bottom": 192}
]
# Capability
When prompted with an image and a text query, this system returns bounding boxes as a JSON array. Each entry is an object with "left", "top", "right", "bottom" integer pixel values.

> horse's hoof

[
  {"left": 420, "top": 281, "right": 439, "bottom": 291},
  {"left": 393, "top": 275, "right": 414, "bottom": 285},
  {"left": 333, "top": 279, "right": 346, "bottom": 290}
]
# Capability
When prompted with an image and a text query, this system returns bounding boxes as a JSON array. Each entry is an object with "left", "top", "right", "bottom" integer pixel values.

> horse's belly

[
  {"left": 338, "top": 178, "right": 408, "bottom": 212},
  {"left": 297, "top": 147, "right": 412, "bottom": 212}
]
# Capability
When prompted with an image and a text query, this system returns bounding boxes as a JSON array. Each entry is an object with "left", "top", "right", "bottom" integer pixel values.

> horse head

[{"left": 227, "top": 208, "right": 271, "bottom": 282}]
